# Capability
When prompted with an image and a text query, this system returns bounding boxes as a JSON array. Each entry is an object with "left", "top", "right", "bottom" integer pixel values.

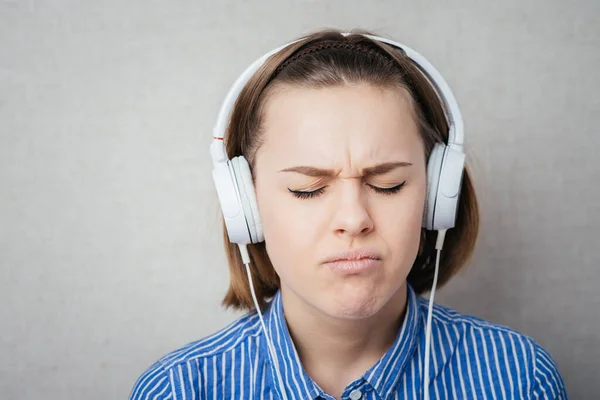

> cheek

[
  {"left": 374, "top": 184, "right": 426, "bottom": 262},
  {"left": 255, "top": 185, "right": 319, "bottom": 270}
]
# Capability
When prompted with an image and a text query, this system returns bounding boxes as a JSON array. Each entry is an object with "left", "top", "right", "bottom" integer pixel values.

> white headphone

[
  {"left": 210, "top": 33, "right": 465, "bottom": 245},
  {"left": 209, "top": 33, "right": 466, "bottom": 400}
]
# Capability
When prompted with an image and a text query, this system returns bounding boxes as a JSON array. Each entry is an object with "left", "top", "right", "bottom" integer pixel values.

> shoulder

[
  {"left": 529, "top": 342, "right": 568, "bottom": 399},
  {"left": 419, "top": 298, "right": 567, "bottom": 398},
  {"left": 128, "top": 311, "right": 262, "bottom": 400},
  {"left": 422, "top": 297, "right": 534, "bottom": 343}
]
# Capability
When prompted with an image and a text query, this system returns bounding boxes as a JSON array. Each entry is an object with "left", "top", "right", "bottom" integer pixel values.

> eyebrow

[{"left": 279, "top": 161, "right": 413, "bottom": 177}]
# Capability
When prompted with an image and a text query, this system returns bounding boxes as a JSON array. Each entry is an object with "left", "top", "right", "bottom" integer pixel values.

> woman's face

[{"left": 253, "top": 83, "right": 427, "bottom": 320}]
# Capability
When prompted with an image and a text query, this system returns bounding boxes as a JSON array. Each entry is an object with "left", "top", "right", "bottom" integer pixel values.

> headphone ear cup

[
  {"left": 423, "top": 143, "right": 446, "bottom": 230},
  {"left": 231, "top": 156, "right": 264, "bottom": 243},
  {"left": 424, "top": 143, "right": 465, "bottom": 231}
]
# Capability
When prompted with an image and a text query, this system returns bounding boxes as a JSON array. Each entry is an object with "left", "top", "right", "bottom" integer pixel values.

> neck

[{"left": 280, "top": 283, "right": 408, "bottom": 397}]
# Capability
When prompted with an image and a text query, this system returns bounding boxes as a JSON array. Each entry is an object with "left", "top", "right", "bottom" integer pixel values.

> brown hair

[{"left": 219, "top": 28, "right": 479, "bottom": 311}]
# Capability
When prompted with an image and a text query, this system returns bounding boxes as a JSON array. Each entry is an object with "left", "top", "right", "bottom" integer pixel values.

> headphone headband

[{"left": 211, "top": 33, "right": 464, "bottom": 158}]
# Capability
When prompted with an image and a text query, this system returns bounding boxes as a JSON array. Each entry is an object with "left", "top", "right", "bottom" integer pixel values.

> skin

[{"left": 252, "top": 83, "right": 428, "bottom": 399}]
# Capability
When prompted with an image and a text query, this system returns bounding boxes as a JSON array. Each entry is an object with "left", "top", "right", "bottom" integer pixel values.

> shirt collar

[
  {"left": 362, "top": 284, "right": 422, "bottom": 399},
  {"left": 263, "top": 290, "right": 321, "bottom": 399},
  {"left": 261, "top": 284, "right": 422, "bottom": 400}
]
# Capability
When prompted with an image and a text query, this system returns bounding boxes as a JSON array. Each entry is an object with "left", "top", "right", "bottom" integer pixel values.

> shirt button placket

[{"left": 349, "top": 388, "right": 363, "bottom": 400}]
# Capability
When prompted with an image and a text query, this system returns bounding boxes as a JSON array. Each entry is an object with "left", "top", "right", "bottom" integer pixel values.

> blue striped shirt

[{"left": 130, "top": 284, "right": 567, "bottom": 399}]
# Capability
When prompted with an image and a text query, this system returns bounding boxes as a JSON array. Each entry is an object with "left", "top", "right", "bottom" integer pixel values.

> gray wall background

[{"left": 1, "top": 0, "right": 598, "bottom": 399}]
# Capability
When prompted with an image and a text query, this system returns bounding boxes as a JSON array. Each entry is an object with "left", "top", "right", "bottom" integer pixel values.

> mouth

[{"left": 323, "top": 249, "right": 382, "bottom": 275}]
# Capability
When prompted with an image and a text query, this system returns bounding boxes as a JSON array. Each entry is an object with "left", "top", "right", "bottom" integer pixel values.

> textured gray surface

[{"left": 1, "top": 0, "right": 598, "bottom": 398}]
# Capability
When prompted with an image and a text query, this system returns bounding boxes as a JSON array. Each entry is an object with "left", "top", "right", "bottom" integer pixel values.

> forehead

[{"left": 258, "top": 84, "right": 423, "bottom": 166}]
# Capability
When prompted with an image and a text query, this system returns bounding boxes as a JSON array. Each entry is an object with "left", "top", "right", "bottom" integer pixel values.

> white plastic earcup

[
  {"left": 433, "top": 146, "right": 465, "bottom": 230},
  {"left": 424, "top": 144, "right": 465, "bottom": 231},
  {"left": 423, "top": 143, "right": 446, "bottom": 230},
  {"left": 212, "top": 158, "right": 253, "bottom": 245},
  {"left": 232, "top": 156, "right": 264, "bottom": 243}
]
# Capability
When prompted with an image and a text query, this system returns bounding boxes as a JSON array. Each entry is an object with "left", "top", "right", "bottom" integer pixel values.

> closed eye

[
  {"left": 368, "top": 181, "right": 406, "bottom": 195},
  {"left": 288, "top": 181, "right": 406, "bottom": 199},
  {"left": 288, "top": 186, "right": 327, "bottom": 199}
]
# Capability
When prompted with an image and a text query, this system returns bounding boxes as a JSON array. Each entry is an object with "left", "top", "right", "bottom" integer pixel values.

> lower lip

[{"left": 325, "top": 258, "right": 381, "bottom": 274}]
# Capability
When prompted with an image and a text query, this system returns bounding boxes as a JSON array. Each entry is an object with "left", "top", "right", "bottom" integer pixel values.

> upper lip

[{"left": 322, "top": 249, "right": 382, "bottom": 263}]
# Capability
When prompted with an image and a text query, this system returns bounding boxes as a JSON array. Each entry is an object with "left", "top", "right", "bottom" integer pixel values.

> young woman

[{"left": 130, "top": 29, "right": 567, "bottom": 400}]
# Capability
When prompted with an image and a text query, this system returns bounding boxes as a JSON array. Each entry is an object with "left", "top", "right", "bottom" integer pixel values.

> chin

[{"left": 325, "top": 287, "right": 384, "bottom": 319}]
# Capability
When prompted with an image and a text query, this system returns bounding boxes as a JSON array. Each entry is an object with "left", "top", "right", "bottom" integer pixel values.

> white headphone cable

[
  {"left": 423, "top": 228, "right": 447, "bottom": 400},
  {"left": 238, "top": 244, "right": 290, "bottom": 400}
]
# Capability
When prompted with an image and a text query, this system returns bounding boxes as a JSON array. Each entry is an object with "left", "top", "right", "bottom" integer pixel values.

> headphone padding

[
  {"left": 423, "top": 143, "right": 446, "bottom": 230},
  {"left": 232, "top": 156, "right": 264, "bottom": 243}
]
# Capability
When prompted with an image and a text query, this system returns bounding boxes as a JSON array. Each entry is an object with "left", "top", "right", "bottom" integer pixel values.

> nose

[{"left": 331, "top": 183, "right": 374, "bottom": 238}]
